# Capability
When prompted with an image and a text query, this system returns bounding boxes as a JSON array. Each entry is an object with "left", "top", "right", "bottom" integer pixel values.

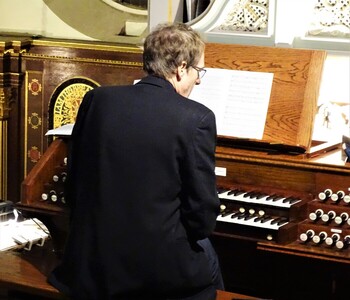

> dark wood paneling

[{"left": 1, "top": 37, "right": 145, "bottom": 203}]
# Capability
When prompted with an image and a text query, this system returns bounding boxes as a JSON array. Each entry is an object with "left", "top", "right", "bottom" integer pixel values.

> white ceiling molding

[{"left": 101, "top": 0, "right": 148, "bottom": 16}]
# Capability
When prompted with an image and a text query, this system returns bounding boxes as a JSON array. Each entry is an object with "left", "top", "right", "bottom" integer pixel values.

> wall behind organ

[{"left": 0, "top": 0, "right": 148, "bottom": 44}]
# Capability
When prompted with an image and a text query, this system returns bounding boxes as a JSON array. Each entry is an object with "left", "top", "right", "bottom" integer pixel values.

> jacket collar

[{"left": 136, "top": 75, "right": 176, "bottom": 93}]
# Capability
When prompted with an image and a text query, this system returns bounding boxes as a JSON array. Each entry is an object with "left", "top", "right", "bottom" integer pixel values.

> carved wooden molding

[{"left": 0, "top": 88, "right": 12, "bottom": 120}]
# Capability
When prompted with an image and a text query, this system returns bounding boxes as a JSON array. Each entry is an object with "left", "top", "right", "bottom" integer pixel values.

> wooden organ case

[
  {"left": 18, "top": 42, "right": 350, "bottom": 299},
  {"left": 204, "top": 44, "right": 350, "bottom": 299}
]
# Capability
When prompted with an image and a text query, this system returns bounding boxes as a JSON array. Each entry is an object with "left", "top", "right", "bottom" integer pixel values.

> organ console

[{"left": 12, "top": 42, "right": 350, "bottom": 299}]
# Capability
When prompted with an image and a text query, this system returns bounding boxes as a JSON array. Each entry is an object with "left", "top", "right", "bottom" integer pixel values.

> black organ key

[
  {"left": 255, "top": 193, "right": 269, "bottom": 199},
  {"left": 253, "top": 213, "right": 265, "bottom": 222},
  {"left": 254, "top": 216, "right": 264, "bottom": 222},
  {"left": 260, "top": 215, "right": 273, "bottom": 223},
  {"left": 248, "top": 192, "right": 260, "bottom": 199},
  {"left": 272, "top": 195, "right": 284, "bottom": 202},
  {"left": 221, "top": 209, "right": 235, "bottom": 217},
  {"left": 282, "top": 196, "right": 298, "bottom": 203},
  {"left": 230, "top": 211, "right": 242, "bottom": 219},
  {"left": 233, "top": 190, "right": 245, "bottom": 196},
  {"left": 270, "top": 217, "right": 288, "bottom": 226},
  {"left": 288, "top": 198, "right": 300, "bottom": 205},
  {"left": 217, "top": 188, "right": 229, "bottom": 194},
  {"left": 270, "top": 217, "right": 281, "bottom": 225},
  {"left": 265, "top": 194, "right": 276, "bottom": 201},
  {"left": 253, "top": 210, "right": 266, "bottom": 222},
  {"left": 237, "top": 212, "right": 249, "bottom": 220},
  {"left": 244, "top": 214, "right": 257, "bottom": 221},
  {"left": 227, "top": 189, "right": 239, "bottom": 196},
  {"left": 277, "top": 217, "right": 288, "bottom": 226},
  {"left": 243, "top": 191, "right": 253, "bottom": 198},
  {"left": 265, "top": 194, "right": 284, "bottom": 202},
  {"left": 243, "top": 191, "right": 259, "bottom": 198},
  {"left": 236, "top": 190, "right": 246, "bottom": 196}
]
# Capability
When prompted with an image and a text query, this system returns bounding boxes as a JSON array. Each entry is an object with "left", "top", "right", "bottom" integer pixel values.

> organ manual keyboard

[{"left": 216, "top": 185, "right": 310, "bottom": 243}]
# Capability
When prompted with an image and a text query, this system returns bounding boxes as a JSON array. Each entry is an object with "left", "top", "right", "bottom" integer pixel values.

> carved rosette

[
  {"left": 28, "top": 79, "right": 42, "bottom": 96},
  {"left": 28, "top": 113, "right": 42, "bottom": 130},
  {"left": 28, "top": 146, "right": 41, "bottom": 163}
]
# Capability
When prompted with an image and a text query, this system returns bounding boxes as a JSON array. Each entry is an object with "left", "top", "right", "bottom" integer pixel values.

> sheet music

[
  {"left": 45, "top": 123, "right": 74, "bottom": 136},
  {"left": 190, "top": 68, "right": 274, "bottom": 139},
  {"left": 0, "top": 218, "right": 49, "bottom": 251}
]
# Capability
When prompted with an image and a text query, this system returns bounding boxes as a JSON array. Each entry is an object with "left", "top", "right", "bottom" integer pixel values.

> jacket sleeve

[
  {"left": 64, "top": 89, "right": 95, "bottom": 212},
  {"left": 180, "top": 110, "right": 220, "bottom": 241}
]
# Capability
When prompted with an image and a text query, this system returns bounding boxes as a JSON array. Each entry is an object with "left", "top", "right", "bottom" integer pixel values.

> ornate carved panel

[{"left": 1, "top": 37, "right": 144, "bottom": 202}]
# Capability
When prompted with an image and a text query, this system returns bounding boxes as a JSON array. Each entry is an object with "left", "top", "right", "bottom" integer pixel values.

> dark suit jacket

[{"left": 48, "top": 75, "right": 220, "bottom": 299}]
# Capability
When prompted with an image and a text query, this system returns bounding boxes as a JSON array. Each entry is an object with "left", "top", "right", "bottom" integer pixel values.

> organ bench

[{"left": 0, "top": 242, "right": 257, "bottom": 300}]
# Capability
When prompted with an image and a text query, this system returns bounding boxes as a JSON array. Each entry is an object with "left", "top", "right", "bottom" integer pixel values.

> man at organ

[{"left": 48, "top": 22, "right": 224, "bottom": 300}]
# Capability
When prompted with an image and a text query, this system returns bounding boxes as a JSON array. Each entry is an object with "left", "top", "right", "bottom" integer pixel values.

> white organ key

[{"left": 218, "top": 189, "right": 301, "bottom": 208}]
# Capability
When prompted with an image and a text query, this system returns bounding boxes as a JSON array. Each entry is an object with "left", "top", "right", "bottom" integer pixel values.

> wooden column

[{"left": 0, "top": 87, "right": 9, "bottom": 199}]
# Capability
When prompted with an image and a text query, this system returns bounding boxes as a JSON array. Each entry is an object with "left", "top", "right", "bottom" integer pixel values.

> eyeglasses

[{"left": 191, "top": 66, "right": 207, "bottom": 79}]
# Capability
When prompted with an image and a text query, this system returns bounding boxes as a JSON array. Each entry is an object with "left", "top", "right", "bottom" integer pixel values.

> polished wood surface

[
  {"left": 17, "top": 136, "right": 350, "bottom": 298},
  {"left": 212, "top": 144, "right": 350, "bottom": 298},
  {"left": 0, "top": 246, "right": 65, "bottom": 299},
  {"left": 205, "top": 43, "right": 326, "bottom": 152},
  {"left": 0, "top": 244, "right": 257, "bottom": 300},
  {"left": 20, "top": 138, "right": 68, "bottom": 214}
]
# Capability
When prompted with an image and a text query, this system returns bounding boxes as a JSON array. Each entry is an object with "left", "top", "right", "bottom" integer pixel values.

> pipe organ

[{"left": 1, "top": 32, "right": 350, "bottom": 299}]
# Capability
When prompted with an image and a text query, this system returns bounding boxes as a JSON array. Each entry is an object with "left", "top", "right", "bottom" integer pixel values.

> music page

[
  {"left": 45, "top": 123, "right": 74, "bottom": 136},
  {"left": 190, "top": 68, "right": 273, "bottom": 139}
]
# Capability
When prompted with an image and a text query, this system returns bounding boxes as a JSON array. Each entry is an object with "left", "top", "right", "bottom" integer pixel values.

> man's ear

[{"left": 176, "top": 61, "right": 187, "bottom": 80}]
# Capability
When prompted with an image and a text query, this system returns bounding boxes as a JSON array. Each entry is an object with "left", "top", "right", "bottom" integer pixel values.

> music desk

[{"left": 0, "top": 244, "right": 257, "bottom": 300}]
